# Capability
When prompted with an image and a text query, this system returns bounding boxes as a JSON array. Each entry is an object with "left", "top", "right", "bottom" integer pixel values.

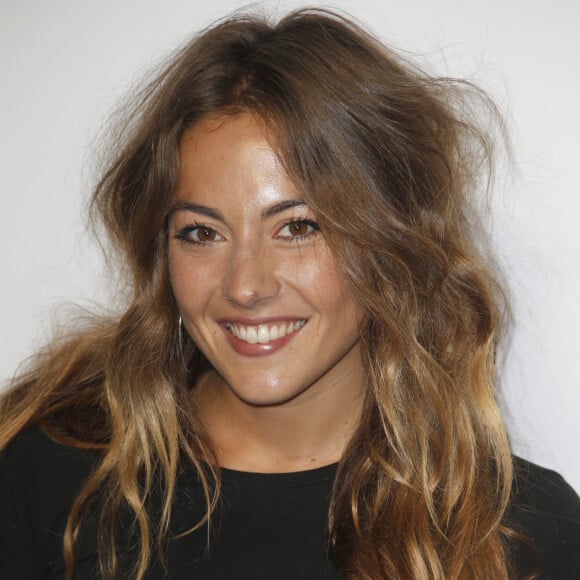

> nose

[{"left": 222, "top": 243, "right": 281, "bottom": 308}]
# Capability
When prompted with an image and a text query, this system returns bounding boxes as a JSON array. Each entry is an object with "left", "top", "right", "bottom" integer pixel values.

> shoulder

[
  {"left": 510, "top": 456, "right": 580, "bottom": 514},
  {"left": 0, "top": 423, "right": 98, "bottom": 523},
  {"left": 0, "top": 424, "right": 99, "bottom": 576},
  {"left": 506, "top": 456, "right": 580, "bottom": 578},
  {"left": 0, "top": 423, "right": 97, "bottom": 488}
]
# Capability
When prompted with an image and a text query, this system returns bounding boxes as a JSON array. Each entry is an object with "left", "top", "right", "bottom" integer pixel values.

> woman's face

[{"left": 168, "top": 114, "right": 363, "bottom": 407}]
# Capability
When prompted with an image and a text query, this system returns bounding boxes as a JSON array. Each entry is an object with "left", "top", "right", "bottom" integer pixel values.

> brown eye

[
  {"left": 174, "top": 224, "right": 223, "bottom": 245},
  {"left": 196, "top": 227, "right": 217, "bottom": 242},
  {"left": 289, "top": 221, "right": 308, "bottom": 236},
  {"left": 278, "top": 219, "right": 320, "bottom": 241}
]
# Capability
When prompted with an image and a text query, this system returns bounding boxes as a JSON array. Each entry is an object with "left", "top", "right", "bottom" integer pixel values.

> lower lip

[{"left": 220, "top": 323, "right": 305, "bottom": 357}]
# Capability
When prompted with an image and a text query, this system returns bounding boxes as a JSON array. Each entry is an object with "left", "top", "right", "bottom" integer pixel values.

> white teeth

[
  {"left": 257, "top": 326, "right": 270, "bottom": 344},
  {"left": 227, "top": 320, "right": 306, "bottom": 344},
  {"left": 246, "top": 327, "right": 258, "bottom": 344}
]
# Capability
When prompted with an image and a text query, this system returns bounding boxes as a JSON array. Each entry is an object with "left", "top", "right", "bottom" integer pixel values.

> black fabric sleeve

[
  {"left": 0, "top": 431, "right": 44, "bottom": 578},
  {"left": 506, "top": 456, "right": 580, "bottom": 579},
  {"left": 0, "top": 426, "right": 98, "bottom": 579}
]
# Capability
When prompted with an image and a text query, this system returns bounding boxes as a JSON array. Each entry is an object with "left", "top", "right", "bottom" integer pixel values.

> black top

[{"left": 1, "top": 426, "right": 579, "bottom": 579}]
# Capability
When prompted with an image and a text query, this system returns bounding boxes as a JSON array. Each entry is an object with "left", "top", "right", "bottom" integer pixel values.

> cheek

[
  {"left": 296, "top": 251, "right": 353, "bottom": 308},
  {"left": 168, "top": 252, "right": 187, "bottom": 304},
  {"left": 287, "top": 250, "right": 361, "bottom": 330},
  {"left": 168, "top": 252, "right": 216, "bottom": 313}
]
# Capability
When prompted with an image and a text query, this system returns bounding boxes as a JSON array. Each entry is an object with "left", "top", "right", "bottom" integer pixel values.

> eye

[
  {"left": 174, "top": 224, "right": 223, "bottom": 245},
  {"left": 277, "top": 219, "right": 320, "bottom": 241}
]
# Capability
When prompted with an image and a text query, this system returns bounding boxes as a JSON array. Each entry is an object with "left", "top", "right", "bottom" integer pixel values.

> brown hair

[{"left": 1, "top": 8, "right": 517, "bottom": 579}]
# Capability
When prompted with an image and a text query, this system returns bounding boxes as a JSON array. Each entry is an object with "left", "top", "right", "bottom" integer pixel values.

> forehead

[
  {"left": 176, "top": 114, "right": 301, "bottom": 207},
  {"left": 180, "top": 113, "right": 278, "bottom": 163}
]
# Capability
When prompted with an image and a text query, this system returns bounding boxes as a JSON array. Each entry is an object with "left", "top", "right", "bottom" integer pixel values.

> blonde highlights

[{"left": 1, "top": 9, "right": 518, "bottom": 579}]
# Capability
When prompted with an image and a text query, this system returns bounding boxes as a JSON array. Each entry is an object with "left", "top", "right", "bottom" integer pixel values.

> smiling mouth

[{"left": 224, "top": 320, "right": 306, "bottom": 344}]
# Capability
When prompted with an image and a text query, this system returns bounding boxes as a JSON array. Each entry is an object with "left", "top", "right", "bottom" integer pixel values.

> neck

[{"left": 192, "top": 368, "right": 365, "bottom": 473}]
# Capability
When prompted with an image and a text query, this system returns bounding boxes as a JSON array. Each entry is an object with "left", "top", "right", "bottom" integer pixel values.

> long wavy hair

[{"left": 1, "top": 8, "right": 518, "bottom": 579}]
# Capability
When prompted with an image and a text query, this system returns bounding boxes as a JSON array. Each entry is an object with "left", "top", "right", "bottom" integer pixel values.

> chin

[{"left": 226, "top": 379, "right": 308, "bottom": 408}]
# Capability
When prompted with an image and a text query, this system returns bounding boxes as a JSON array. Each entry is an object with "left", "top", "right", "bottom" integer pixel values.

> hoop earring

[{"left": 177, "top": 315, "right": 186, "bottom": 363}]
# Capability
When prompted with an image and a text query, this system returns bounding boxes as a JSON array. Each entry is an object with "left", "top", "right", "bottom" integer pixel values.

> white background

[{"left": 1, "top": 1, "right": 579, "bottom": 490}]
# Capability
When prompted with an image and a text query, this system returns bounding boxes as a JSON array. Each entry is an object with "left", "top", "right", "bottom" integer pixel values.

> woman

[{"left": 1, "top": 8, "right": 578, "bottom": 580}]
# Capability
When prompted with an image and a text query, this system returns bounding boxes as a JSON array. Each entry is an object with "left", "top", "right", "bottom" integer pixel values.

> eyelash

[
  {"left": 174, "top": 223, "right": 222, "bottom": 246},
  {"left": 277, "top": 218, "right": 320, "bottom": 243},
  {"left": 173, "top": 218, "right": 320, "bottom": 246}
]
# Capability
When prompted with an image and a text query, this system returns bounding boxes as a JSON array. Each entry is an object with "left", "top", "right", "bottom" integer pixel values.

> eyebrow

[
  {"left": 262, "top": 199, "right": 308, "bottom": 219},
  {"left": 169, "top": 199, "right": 308, "bottom": 221},
  {"left": 169, "top": 202, "right": 224, "bottom": 221}
]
